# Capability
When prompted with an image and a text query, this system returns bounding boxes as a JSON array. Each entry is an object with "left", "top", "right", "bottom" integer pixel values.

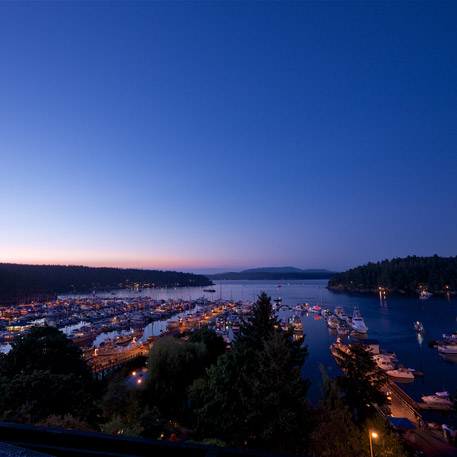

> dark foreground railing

[{"left": 0, "top": 422, "right": 302, "bottom": 457}]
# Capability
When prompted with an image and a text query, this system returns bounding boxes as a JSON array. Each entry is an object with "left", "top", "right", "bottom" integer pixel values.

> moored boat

[
  {"left": 374, "top": 354, "right": 395, "bottom": 371},
  {"left": 337, "top": 325, "right": 349, "bottom": 336},
  {"left": 327, "top": 315, "right": 339, "bottom": 329},
  {"left": 386, "top": 368, "right": 415, "bottom": 380},
  {"left": 437, "top": 343, "right": 457, "bottom": 354},
  {"left": 421, "top": 391, "right": 453, "bottom": 406},
  {"left": 351, "top": 308, "right": 368, "bottom": 333}
]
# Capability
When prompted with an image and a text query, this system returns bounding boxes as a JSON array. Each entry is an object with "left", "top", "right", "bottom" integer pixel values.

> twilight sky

[{"left": 1, "top": 1, "right": 456, "bottom": 273}]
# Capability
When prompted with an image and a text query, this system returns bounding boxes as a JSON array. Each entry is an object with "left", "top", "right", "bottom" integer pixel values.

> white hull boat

[
  {"left": 386, "top": 368, "right": 415, "bottom": 380},
  {"left": 437, "top": 344, "right": 457, "bottom": 354},
  {"left": 421, "top": 391, "right": 453, "bottom": 406}
]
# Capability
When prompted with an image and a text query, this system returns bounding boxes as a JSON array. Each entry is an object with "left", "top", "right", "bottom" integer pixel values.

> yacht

[
  {"left": 421, "top": 391, "right": 453, "bottom": 406},
  {"left": 351, "top": 308, "right": 368, "bottom": 333},
  {"left": 327, "top": 315, "right": 339, "bottom": 329},
  {"left": 437, "top": 343, "right": 457, "bottom": 354},
  {"left": 386, "top": 368, "right": 415, "bottom": 381},
  {"left": 374, "top": 354, "right": 395, "bottom": 371}
]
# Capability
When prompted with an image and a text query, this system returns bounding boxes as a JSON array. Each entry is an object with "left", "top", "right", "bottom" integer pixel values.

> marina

[{"left": 1, "top": 279, "right": 456, "bottom": 425}]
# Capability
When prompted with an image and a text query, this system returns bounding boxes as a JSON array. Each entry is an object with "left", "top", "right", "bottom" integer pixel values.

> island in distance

[{"left": 206, "top": 266, "right": 337, "bottom": 281}]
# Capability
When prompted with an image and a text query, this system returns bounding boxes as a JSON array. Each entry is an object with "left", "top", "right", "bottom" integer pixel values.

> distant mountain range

[{"left": 206, "top": 267, "right": 337, "bottom": 281}]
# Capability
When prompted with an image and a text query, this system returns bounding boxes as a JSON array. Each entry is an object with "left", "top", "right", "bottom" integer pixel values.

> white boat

[
  {"left": 351, "top": 307, "right": 368, "bottom": 333},
  {"left": 386, "top": 368, "right": 415, "bottom": 380},
  {"left": 421, "top": 391, "right": 453, "bottom": 406},
  {"left": 374, "top": 354, "right": 395, "bottom": 371},
  {"left": 437, "top": 343, "right": 457, "bottom": 354},
  {"left": 327, "top": 315, "right": 339, "bottom": 329}
]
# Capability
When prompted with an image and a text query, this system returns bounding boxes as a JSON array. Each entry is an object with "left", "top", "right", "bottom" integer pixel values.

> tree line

[
  {"left": 328, "top": 255, "right": 457, "bottom": 294},
  {"left": 0, "top": 263, "right": 212, "bottom": 304},
  {"left": 0, "top": 292, "right": 418, "bottom": 456}
]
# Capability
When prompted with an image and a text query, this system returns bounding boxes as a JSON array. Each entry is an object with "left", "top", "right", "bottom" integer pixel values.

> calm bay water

[{"left": 92, "top": 279, "right": 457, "bottom": 422}]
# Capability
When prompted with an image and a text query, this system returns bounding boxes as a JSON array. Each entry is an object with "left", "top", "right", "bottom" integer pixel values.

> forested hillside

[
  {"left": 0, "top": 263, "right": 212, "bottom": 304},
  {"left": 327, "top": 255, "right": 457, "bottom": 294}
]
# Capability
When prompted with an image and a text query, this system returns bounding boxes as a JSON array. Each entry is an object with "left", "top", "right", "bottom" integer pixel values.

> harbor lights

[{"left": 368, "top": 430, "right": 379, "bottom": 457}]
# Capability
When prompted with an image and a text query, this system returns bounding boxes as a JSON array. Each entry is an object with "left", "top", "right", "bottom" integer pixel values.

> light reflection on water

[
  {"left": 9, "top": 280, "right": 457, "bottom": 423},
  {"left": 94, "top": 280, "right": 457, "bottom": 413}
]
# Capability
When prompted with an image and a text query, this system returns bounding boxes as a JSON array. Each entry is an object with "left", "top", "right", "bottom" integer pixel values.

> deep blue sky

[{"left": 1, "top": 1, "right": 456, "bottom": 273}]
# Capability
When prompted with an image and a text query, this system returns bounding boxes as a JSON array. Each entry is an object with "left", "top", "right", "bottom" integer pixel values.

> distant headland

[
  {"left": 206, "top": 266, "right": 337, "bottom": 281},
  {"left": 327, "top": 255, "right": 457, "bottom": 295},
  {"left": 0, "top": 263, "right": 212, "bottom": 305}
]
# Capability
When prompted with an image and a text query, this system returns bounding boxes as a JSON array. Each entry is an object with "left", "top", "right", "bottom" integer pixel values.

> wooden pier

[
  {"left": 384, "top": 380, "right": 422, "bottom": 422},
  {"left": 89, "top": 346, "right": 151, "bottom": 375}
]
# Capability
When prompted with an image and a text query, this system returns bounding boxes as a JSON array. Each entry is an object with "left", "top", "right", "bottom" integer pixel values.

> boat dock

[
  {"left": 383, "top": 380, "right": 421, "bottom": 422},
  {"left": 88, "top": 344, "right": 151, "bottom": 375}
]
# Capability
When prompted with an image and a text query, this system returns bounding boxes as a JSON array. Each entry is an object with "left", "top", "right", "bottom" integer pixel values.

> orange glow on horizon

[{"left": 0, "top": 247, "right": 234, "bottom": 271}]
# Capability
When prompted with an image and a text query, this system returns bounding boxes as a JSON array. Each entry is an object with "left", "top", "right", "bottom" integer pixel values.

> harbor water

[{"left": 85, "top": 279, "right": 457, "bottom": 415}]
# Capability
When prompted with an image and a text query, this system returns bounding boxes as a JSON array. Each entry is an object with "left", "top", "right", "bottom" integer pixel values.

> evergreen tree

[
  {"left": 190, "top": 291, "right": 310, "bottom": 452},
  {"left": 0, "top": 326, "right": 98, "bottom": 425},
  {"left": 0, "top": 325, "right": 91, "bottom": 382},
  {"left": 310, "top": 368, "right": 363, "bottom": 457},
  {"left": 238, "top": 292, "right": 280, "bottom": 350},
  {"left": 189, "top": 343, "right": 259, "bottom": 447},
  {"left": 333, "top": 342, "right": 388, "bottom": 421},
  {"left": 247, "top": 332, "right": 311, "bottom": 453}
]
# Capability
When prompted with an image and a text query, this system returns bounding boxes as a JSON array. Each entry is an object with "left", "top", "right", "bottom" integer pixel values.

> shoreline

[{"left": 327, "top": 285, "right": 457, "bottom": 297}]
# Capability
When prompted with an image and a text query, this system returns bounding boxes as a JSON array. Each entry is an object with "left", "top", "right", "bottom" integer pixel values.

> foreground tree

[
  {"left": 190, "top": 293, "right": 310, "bottom": 453},
  {"left": 362, "top": 416, "right": 410, "bottom": 457},
  {"left": 143, "top": 337, "right": 207, "bottom": 417},
  {"left": 310, "top": 368, "right": 409, "bottom": 457},
  {"left": 0, "top": 326, "right": 98, "bottom": 425},
  {"left": 188, "top": 327, "right": 227, "bottom": 366},
  {"left": 190, "top": 342, "right": 258, "bottom": 446},
  {"left": 310, "top": 369, "right": 365, "bottom": 457},
  {"left": 247, "top": 332, "right": 311, "bottom": 452},
  {"left": 238, "top": 292, "right": 280, "bottom": 350},
  {"left": 0, "top": 325, "right": 92, "bottom": 382},
  {"left": 0, "top": 370, "right": 94, "bottom": 424},
  {"left": 333, "top": 342, "right": 388, "bottom": 421}
]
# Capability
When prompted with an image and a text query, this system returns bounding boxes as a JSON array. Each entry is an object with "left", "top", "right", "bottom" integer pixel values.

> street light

[{"left": 369, "top": 430, "right": 378, "bottom": 457}]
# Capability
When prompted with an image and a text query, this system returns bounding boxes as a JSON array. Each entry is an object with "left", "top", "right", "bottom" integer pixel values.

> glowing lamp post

[{"left": 368, "top": 430, "right": 378, "bottom": 457}]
